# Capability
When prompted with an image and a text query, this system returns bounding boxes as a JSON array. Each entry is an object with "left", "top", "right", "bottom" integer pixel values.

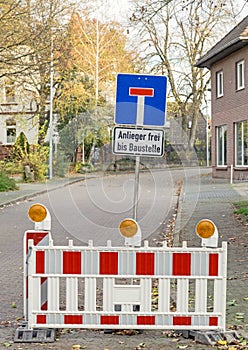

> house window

[
  {"left": 235, "top": 120, "right": 247, "bottom": 166},
  {"left": 216, "top": 70, "right": 223, "bottom": 98},
  {"left": 5, "top": 79, "right": 15, "bottom": 103},
  {"left": 216, "top": 125, "right": 227, "bottom": 166},
  {"left": 236, "top": 60, "right": 245, "bottom": 90},
  {"left": 6, "top": 119, "right": 16, "bottom": 144}
]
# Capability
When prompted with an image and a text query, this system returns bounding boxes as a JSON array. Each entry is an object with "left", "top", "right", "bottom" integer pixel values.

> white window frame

[
  {"left": 236, "top": 60, "right": 245, "bottom": 90},
  {"left": 216, "top": 70, "right": 223, "bottom": 98},
  {"left": 235, "top": 120, "right": 247, "bottom": 167},
  {"left": 6, "top": 119, "right": 16, "bottom": 144},
  {"left": 216, "top": 125, "right": 227, "bottom": 167}
]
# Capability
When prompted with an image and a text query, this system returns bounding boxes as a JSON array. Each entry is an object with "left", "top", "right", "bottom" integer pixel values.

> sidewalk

[
  {"left": 175, "top": 174, "right": 248, "bottom": 338},
  {"left": 0, "top": 173, "right": 102, "bottom": 207}
]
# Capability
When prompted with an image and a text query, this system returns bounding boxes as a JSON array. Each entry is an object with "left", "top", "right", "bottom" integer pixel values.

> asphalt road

[
  {"left": 0, "top": 168, "right": 203, "bottom": 320},
  {"left": 0, "top": 167, "right": 213, "bottom": 350},
  {"left": 44, "top": 168, "right": 190, "bottom": 245},
  {"left": 0, "top": 167, "right": 201, "bottom": 246}
]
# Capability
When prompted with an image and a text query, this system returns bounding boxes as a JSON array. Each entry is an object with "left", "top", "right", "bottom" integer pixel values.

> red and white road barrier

[
  {"left": 25, "top": 239, "right": 227, "bottom": 331},
  {"left": 24, "top": 230, "right": 51, "bottom": 319}
]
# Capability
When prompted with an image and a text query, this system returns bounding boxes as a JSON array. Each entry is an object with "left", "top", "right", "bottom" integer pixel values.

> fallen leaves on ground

[
  {"left": 114, "top": 329, "right": 139, "bottom": 336},
  {"left": 135, "top": 343, "right": 146, "bottom": 349},
  {"left": 227, "top": 299, "right": 238, "bottom": 306},
  {"left": 216, "top": 336, "right": 247, "bottom": 349},
  {"left": 235, "top": 313, "right": 245, "bottom": 320},
  {"left": 71, "top": 346, "right": 87, "bottom": 350}
]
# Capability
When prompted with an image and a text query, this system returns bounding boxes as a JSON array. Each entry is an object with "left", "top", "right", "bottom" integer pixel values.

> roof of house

[{"left": 196, "top": 15, "right": 248, "bottom": 68}]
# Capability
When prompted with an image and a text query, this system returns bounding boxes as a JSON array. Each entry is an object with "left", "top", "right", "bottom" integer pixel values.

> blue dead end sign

[{"left": 115, "top": 73, "right": 167, "bottom": 126}]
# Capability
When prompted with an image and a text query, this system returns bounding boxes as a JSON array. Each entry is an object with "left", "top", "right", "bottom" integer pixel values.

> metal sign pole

[
  {"left": 133, "top": 155, "right": 140, "bottom": 221},
  {"left": 132, "top": 92, "right": 145, "bottom": 222}
]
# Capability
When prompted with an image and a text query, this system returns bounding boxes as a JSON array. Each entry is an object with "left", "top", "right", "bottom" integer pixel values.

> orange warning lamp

[
  {"left": 195, "top": 219, "right": 218, "bottom": 247},
  {"left": 28, "top": 203, "right": 47, "bottom": 222},
  {"left": 119, "top": 219, "right": 138, "bottom": 238},
  {"left": 28, "top": 203, "right": 51, "bottom": 231},
  {"left": 119, "top": 218, "right": 141, "bottom": 247},
  {"left": 195, "top": 219, "right": 215, "bottom": 239}
]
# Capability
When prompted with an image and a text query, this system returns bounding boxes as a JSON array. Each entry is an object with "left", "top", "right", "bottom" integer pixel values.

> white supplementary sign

[{"left": 113, "top": 126, "right": 164, "bottom": 157}]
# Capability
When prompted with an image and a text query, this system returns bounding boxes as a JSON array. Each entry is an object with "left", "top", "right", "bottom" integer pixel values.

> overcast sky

[{"left": 109, "top": 0, "right": 248, "bottom": 22}]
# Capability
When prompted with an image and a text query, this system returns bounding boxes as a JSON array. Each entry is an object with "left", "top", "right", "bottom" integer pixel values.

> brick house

[{"left": 196, "top": 16, "right": 248, "bottom": 181}]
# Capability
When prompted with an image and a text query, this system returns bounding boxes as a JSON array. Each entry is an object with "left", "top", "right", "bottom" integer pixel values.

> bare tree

[
  {"left": 130, "top": 0, "right": 248, "bottom": 150},
  {"left": 0, "top": 0, "right": 36, "bottom": 78},
  {"left": 10, "top": 0, "right": 74, "bottom": 144}
]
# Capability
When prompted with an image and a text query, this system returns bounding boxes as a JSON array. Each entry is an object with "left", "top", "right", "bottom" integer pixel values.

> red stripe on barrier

[
  {"left": 101, "top": 315, "right": 119, "bottom": 325},
  {"left": 136, "top": 252, "right": 154, "bottom": 275},
  {"left": 36, "top": 251, "right": 45, "bottom": 273},
  {"left": 173, "top": 316, "right": 191, "bottom": 326},
  {"left": 37, "top": 315, "right": 46, "bottom": 324},
  {"left": 41, "top": 301, "right": 47, "bottom": 311},
  {"left": 26, "top": 231, "right": 48, "bottom": 253},
  {"left": 64, "top": 315, "right": 83, "bottom": 324},
  {"left": 63, "top": 252, "right": 81, "bottom": 274},
  {"left": 40, "top": 277, "right": 47, "bottom": 310},
  {"left": 209, "top": 253, "right": 219, "bottom": 276},
  {"left": 209, "top": 316, "right": 218, "bottom": 326},
  {"left": 137, "top": 316, "right": 155, "bottom": 325},
  {"left": 172, "top": 253, "right": 191, "bottom": 275},
  {"left": 100, "top": 252, "right": 118, "bottom": 274},
  {"left": 41, "top": 277, "right": 47, "bottom": 284},
  {"left": 129, "top": 87, "right": 154, "bottom": 96}
]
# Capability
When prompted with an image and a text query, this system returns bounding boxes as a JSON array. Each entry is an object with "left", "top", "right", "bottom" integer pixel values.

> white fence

[{"left": 25, "top": 237, "right": 227, "bottom": 331}]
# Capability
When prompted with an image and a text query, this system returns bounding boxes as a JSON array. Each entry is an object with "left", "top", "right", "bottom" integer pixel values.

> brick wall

[{"left": 211, "top": 46, "right": 248, "bottom": 180}]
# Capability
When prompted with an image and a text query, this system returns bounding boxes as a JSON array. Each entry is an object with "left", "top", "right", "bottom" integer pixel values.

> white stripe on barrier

[
  {"left": 85, "top": 277, "right": 96, "bottom": 312},
  {"left": 195, "top": 279, "right": 207, "bottom": 312}
]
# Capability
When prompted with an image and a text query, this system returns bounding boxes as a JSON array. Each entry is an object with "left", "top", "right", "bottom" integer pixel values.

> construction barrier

[
  {"left": 25, "top": 238, "right": 227, "bottom": 331},
  {"left": 24, "top": 230, "right": 51, "bottom": 318}
]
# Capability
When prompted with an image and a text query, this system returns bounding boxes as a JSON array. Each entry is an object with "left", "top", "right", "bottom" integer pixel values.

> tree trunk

[{"left": 189, "top": 107, "right": 200, "bottom": 150}]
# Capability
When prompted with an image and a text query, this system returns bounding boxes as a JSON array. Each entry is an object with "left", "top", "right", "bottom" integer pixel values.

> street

[
  {"left": 1, "top": 166, "right": 246, "bottom": 350},
  {"left": 0, "top": 168, "right": 201, "bottom": 325}
]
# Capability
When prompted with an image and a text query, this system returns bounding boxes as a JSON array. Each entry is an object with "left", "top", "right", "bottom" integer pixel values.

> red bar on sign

[
  {"left": 100, "top": 252, "right": 118, "bottom": 274},
  {"left": 172, "top": 253, "right": 191, "bottom": 276},
  {"left": 209, "top": 253, "right": 219, "bottom": 276},
  {"left": 129, "top": 87, "right": 154, "bottom": 97},
  {"left": 63, "top": 251, "right": 81, "bottom": 274},
  {"left": 36, "top": 251, "right": 45, "bottom": 274},
  {"left": 136, "top": 252, "right": 155, "bottom": 275}
]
